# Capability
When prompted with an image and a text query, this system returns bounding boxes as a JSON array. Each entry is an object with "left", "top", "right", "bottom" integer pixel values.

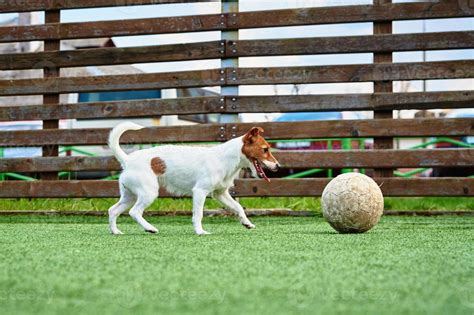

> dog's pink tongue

[
  {"left": 262, "top": 171, "right": 270, "bottom": 182},
  {"left": 254, "top": 160, "right": 271, "bottom": 182},
  {"left": 258, "top": 164, "right": 270, "bottom": 183}
]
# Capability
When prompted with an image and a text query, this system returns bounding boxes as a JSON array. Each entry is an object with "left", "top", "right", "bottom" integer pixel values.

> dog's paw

[
  {"left": 195, "top": 230, "right": 211, "bottom": 235},
  {"left": 145, "top": 227, "right": 158, "bottom": 234},
  {"left": 111, "top": 229, "right": 124, "bottom": 235},
  {"left": 242, "top": 222, "right": 256, "bottom": 229}
]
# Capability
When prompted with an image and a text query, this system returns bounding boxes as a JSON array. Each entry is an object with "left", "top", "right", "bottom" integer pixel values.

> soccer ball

[{"left": 321, "top": 173, "right": 384, "bottom": 233}]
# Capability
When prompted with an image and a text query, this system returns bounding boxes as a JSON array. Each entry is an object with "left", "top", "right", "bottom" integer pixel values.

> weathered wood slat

[
  {"left": 233, "top": 1, "right": 474, "bottom": 29},
  {"left": 0, "top": 13, "right": 224, "bottom": 43},
  {"left": 230, "top": 60, "right": 474, "bottom": 86},
  {"left": 1, "top": 61, "right": 472, "bottom": 96},
  {"left": 0, "top": 0, "right": 212, "bottom": 13},
  {"left": 2, "top": 91, "right": 473, "bottom": 122},
  {"left": 2, "top": 210, "right": 474, "bottom": 216},
  {"left": 0, "top": 1, "right": 471, "bottom": 40},
  {"left": 229, "top": 31, "right": 474, "bottom": 58},
  {"left": 0, "top": 69, "right": 223, "bottom": 96},
  {"left": 0, "top": 119, "right": 471, "bottom": 147},
  {"left": 0, "top": 149, "right": 472, "bottom": 172},
  {"left": 0, "top": 41, "right": 225, "bottom": 70},
  {"left": 0, "top": 178, "right": 472, "bottom": 197},
  {"left": 231, "top": 178, "right": 474, "bottom": 197},
  {"left": 275, "top": 149, "right": 474, "bottom": 169},
  {"left": 1, "top": 32, "right": 472, "bottom": 70},
  {"left": 0, "top": 210, "right": 311, "bottom": 217},
  {"left": 2, "top": 210, "right": 473, "bottom": 217},
  {"left": 0, "top": 97, "right": 223, "bottom": 121},
  {"left": 0, "top": 91, "right": 471, "bottom": 121},
  {"left": 0, "top": 156, "right": 120, "bottom": 173},
  {"left": 229, "top": 91, "right": 474, "bottom": 113},
  {"left": 232, "top": 119, "right": 474, "bottom": 140},
  {"left": 0, "top": 124, "right": 222, "bottom": 146}
]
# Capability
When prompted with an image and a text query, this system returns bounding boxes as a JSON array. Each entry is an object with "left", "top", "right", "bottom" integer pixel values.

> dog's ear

[{"left": 244, "top": 127, "right": 264, "bottom": 144}]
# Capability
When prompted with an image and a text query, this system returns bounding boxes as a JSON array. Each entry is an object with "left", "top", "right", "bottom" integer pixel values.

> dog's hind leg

[
  {"left": 214, "top": 190, "right": 255, "bottom": 229},
  {"left": 108, "top": 185, "right": 136, "bottom": 235},
  {"left": 128, "top": 179, "right": 159, "bottom": 233},
  {"left": 129, "top": 195, "right": 159, "bottom": 233}
]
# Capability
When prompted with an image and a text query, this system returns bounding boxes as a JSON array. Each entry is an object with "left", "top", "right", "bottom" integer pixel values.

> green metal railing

[
  {"left": 282, "top": 137, "right": 365, "bottom": 179},
  {"left": 60, "top": 146, "right": 96, "bottom": 157},
  {"left": 391, "top": 137, "right": 473, "bottom": 178},
  {"left": 0, "top": 137, "right": 472, "bottom": 181},
  {"left": 0, "top": 147, "right": 37, "bottom": 181}
]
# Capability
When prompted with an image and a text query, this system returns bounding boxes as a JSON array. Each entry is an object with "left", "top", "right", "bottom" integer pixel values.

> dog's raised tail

[{"left": 108, "top": 122, "right": 144, "bottom": 167}]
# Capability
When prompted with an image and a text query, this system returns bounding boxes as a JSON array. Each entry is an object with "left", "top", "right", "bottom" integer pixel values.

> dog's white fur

[{"left": 107, "top": 122, "right": 277, "bottom": 235}]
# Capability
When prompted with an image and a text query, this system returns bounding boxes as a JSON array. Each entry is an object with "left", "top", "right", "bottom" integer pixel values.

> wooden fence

[{"left": 0, "top": 0, "right": 473, "bottom": 198}]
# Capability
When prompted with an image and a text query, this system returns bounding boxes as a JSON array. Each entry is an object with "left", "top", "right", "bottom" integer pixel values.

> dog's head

[{"left": 241, "top": 127, "right": 280, "bottom": 182}]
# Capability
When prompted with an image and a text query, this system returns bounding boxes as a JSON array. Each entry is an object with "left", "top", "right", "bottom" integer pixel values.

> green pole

[
  {"left": 284, "top": 168, "right": 325, "bottom": 179},
  {"left": 359, "top": 139, "right": 366, "bottom": 174},
  {"left": 4, "top": 173, "right": 36, "bottom": 181},
  {"left": 327, "top": 140, "right": 333, "bottom": 178},
  {"left": 341, "top": 138, "right": 352, "bottom": 174},
  {"left": 0, "top": 147, "right": 4, "bottom": 181},
  {"left": 394, "top": 168, "right": 430, "bottom": 178}
]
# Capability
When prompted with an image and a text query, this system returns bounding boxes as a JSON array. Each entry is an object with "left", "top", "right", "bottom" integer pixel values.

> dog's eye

[{"left": 263, "top": 148, "right": 269, "bottom": 153}]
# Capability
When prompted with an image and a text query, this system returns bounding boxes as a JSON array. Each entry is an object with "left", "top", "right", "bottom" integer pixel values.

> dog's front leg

[
  {"left": 192, "top": 188, "right": 210, "bottom": 235},
  {"left": 214, "top": 190, "right": 255, "bottom": 229}
]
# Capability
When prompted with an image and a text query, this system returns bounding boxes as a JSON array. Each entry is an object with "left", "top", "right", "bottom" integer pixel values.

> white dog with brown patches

[{"left": 107, "top": 122, "right": 280, "bottom": 235}]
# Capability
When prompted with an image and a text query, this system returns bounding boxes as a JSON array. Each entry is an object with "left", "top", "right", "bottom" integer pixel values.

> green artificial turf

[{"left": 0, "top": 215, "right": 473, "bottom": 315}]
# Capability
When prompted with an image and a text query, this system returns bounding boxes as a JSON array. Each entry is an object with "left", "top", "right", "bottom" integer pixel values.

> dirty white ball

[{"left": 321, "top": 173, "right": 384, "bottom": 233}]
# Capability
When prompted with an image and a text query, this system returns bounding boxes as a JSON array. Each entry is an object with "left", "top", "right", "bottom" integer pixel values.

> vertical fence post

[
  {"left": 221, "top": 0, "right": 239, "bottom": 199},
  {"left": 41, "top": 9, "right": 60, "bottom": 180},
  {"left": 220, "top": 0, "right": 239, "bottom": 124},
  {"left": 373, "top": 0, "right": 393, "bottom": 178}
]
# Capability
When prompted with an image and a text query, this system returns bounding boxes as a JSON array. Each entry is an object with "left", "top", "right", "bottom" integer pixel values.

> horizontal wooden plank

[
  {"left": 2, "top": 91, "right": 473, "bottom": 122},
  {"left": 229, "top": 31, "right": 474, "bottom": 58},
  {"left": 0, "top": 41, "right": 225, "bottom": 71},
  {"left": 231, "top": 178, "right": 474, "bottom": 197},
  {"left": 0, "top": 0, "right": 213, "bottom": 13},
  {"left": 275, "top": 149, "right": 474, "bottom": 169},
  {"left": 1, "top": 210, "right": 472, "bottom": 217},
  {"left": 1, "top": 60, "right": 472, "bottom": 96},
  {"left": 0, "top": 123, "right": 223, "bottom": 146},
  {"left": 0, "top": 97, "right": 223, "bottom": 121},
  {"left": 0, "top": 178, "right": 472, "bottom": 197},
  {"left": 230, "top": 60, "right": 474, "bottom": 86},
  {"left": 233, "top": 1, "right": 474, "bottom": 29},
  {"left": 383, "top": 210, "right": 474, "bottom": 216},
  {"left": 2, "top": 32, "right": 472, "bottom": 70},
  {"left": 0, "top": 156, "right": 122, "bottom": 173},
  {"left": 0, "top": 1, "right": 471, "bottom": 41},
  {"left": 0, "top": 69, "right": 223, "bottom": 96},
  {"left": 0, "top": 119, "right": 471, "bottom": 147},
  {"left": 0, "top": 12, "right": 224, "bottom": 43},
  {"left": 230, "top": 91, "right": 474, "bottom": 113},
  {"left": 1, "top": 149, "right": 472, "bottom": 172},
  {"left": 0, "top": 210, "right": 309, "bottom": 217},
  {"left": 235, "top": 119, "right": 474, "bottom": 140}
]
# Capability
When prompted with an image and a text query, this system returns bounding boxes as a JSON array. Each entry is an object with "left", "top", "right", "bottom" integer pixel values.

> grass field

[
  {"left": 0, "top": 196, "right": 473, "bottom": 211},
  {"left": 0, "top": 215, "right": 472, "bottom": 315}
]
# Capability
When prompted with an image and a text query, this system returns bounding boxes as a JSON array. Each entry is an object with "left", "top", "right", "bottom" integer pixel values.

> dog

[{"left": 107, "top": 122, "right": 280, "bottom": 235}]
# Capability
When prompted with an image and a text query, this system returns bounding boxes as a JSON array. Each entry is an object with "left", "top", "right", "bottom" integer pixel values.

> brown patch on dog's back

[{"left": 151, "top": 157, "right": 166, "bottom": 175}]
